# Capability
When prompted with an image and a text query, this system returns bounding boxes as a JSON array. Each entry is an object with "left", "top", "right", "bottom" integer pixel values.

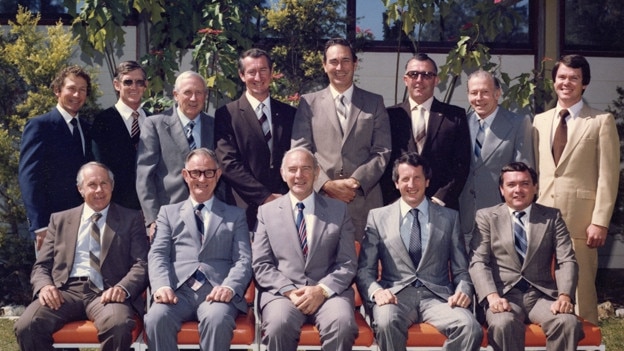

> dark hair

[
  {"left": 405, "top": 53, "right": 438, "bottom": 74},
  {"left": 323, "top": 38, "right": 357, "bottom": 63},
  {"left": 239, "top": 48, "right": 273, "bottom": 74},
  {"left": 51, "top": 65, "right": 92, "bottom": 97},
  {"left": 114, "top": 61, "right": 146, "bottom": 81},
  {"left": 392, "top": 152, "right": 432, "bottom": 183},
  {"left": 498, "top": 162, "right": 538, "bottom": 187},
  {"left": 552, "top": 54, "right": 591, "bottom": 86}
]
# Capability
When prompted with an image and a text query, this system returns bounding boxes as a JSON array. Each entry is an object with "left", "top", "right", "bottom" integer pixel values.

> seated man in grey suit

[
  {"left": 252, "top": 147, "right": 358, "bottom": 351},
  {"left": 144, "top": 148, "right": 252, "bottom": 351},
  {"left": 469, "top": 162, "right": 583, "bottom": 351},
  {"left": 14, "top": 162, "right": 149, "bottom": 351},
  {"left": 356, "top": 152, "right": 482, "bottom": 351}
]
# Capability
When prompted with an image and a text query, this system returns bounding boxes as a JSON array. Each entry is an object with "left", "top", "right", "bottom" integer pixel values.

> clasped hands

[{"left": 284, "top": 285, "right": 327, "bottom": 315}]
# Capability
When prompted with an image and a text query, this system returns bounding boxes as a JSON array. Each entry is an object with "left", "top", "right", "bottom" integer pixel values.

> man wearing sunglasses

[
  {"left": 381, "top": 54, "right": 471, "bottom": 212},
  {"left": 145, "top": 148, "right": 251, "bottom": 351},
  {"left": 91, "top": 61, "right": 148, "bottom": 211}
]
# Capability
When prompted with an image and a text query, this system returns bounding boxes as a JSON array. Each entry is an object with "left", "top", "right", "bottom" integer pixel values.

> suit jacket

[
  {"left": 136, "top": 107, "right": 214, "bottom": 225},
  {"left": 291, "top": 86, "right": 391, "bottom": 238},
  {"left": 215, "top": 95, "right": 296, "bottom": 229},
  {"left": 92, "top": 106, "right": 147, "bottom": 210},
  {"left": 469, "top": 203, "right": 578, "bottom": 305},
  {"left": 31, "top": 203, "right": 149, "bottom": 314},
  {"left": 382, "top": 99, "right": 471, "bottom": 209},
  {"left": 533, "top": 105, "right": 620, "bottom": 238},
  {"left": 252, "top": 193, "right": 358, "bottom": 310},
  {"left": 18, "top": 108, "right": 94, "bottom": 235},
  {"left": 356, "top": 199, "right": 472, "bottom": 307},
  {"left": 459, "top": 107, "right": 534, "bottom": 234},
  {"left": 148, "top": 197, "right": 251, "bottom": 313}
]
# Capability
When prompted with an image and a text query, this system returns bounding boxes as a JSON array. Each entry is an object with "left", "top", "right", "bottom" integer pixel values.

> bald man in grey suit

[
  {"left": 136, "top": 71, "right": 214, "bottom": 239},
  {"left": 252, "top": 147, "right": 358, "bottom": 351},
  {"left": 469, "top": 162, "right": 582, "bottom": 351}
]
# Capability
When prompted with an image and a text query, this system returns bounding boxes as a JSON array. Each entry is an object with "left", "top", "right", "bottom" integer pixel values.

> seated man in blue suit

[
  {"left": 356, "top": 152, "right": 482, "bottom": 351},
  {"left": 144, "top": 148, "right": 252, "bottom": 351}
]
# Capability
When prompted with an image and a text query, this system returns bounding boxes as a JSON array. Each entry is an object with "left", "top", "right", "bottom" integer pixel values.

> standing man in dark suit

[
  {"left": 252, "top": 147, "right": 358, "bottom": 351},
  {"left": 291, "top": 38, "right": 391, "bottom": 241},
  {"left": 216, "top": 48, "right": 296, "bottom": 230},
  {"left": 145, "top": 148, "right": 251, "bottom": 351},
  {"left": 14, "top": 162, "right": 149, "bottom": 351},
  {"left": 381, "top": 54, "right": 471, "bottom": 210},
  {"left": 92, "top": 61, "right": 148, "bottom": 210},
  {"left": 459, "top": 70, "right": 533, "bottom": 246},
  {"left": 19, "top": 65, "right": 94, "bottom": 251},
  {"left": 469, "top": 162, "right": 582, "bottom": 351},
  {"left": 357, "top": 152, "right": 482, "bottom": 351},
  {"left": 136, "top": 71, "right": 214, "bottom": 240}
]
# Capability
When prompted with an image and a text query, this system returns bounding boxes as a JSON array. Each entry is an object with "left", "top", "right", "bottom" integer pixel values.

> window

[
  {"left": 0, "top": 0, "right": 73, "bottom": 24},
  {"left": 562, "top": 0, "right": 624, "bottom": 55}
]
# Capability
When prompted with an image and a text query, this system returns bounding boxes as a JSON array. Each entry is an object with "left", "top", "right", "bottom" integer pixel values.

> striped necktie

[
  {"left": 296, "top": 202, "right": 308, "bottom": 258},
  {"left": 130, "top": 110, "right": 140, "bottom": 149},
  {"left": 513, "top": 211, "right": 527, "bottom": 264},
  {"left": 258, "top": 103, "right": 272, "bottom": 143},
  {"left": 186, "top": 121, "right": 196, "bottom": 150},
  {"left": 89, "top": 212, "right": 104, "bottom": 291},
  {"left": 474, "top": 119, "right": 485, "bottom": 158}
]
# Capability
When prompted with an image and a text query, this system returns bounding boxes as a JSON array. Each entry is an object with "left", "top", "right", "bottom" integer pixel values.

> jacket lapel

[
  {"left": 492, "top": 205, "right": 523, "bottom": 267},
  {"left": 481, "top": 110, "right": 513, "bottom": 164},
  {"left": 306, "top": 195, "right": 327, "bottom": 265},
  {"left": 165, "top": 108, "right": 192, "bottom": 154},
  {"left": 203, "top": 199, "right": 225, "bottom": 249},
  {"left": 525, "top": 205, "right": 547, "bottom": 265},
  {"left": 557, "top": 105, "right": 592, "bottom": 168},
  {"left": 99, "top": 204, "right": 117, "bottom": 264},
  {"left": 383, "top": 202, "right": 415, "bottom": 270}
]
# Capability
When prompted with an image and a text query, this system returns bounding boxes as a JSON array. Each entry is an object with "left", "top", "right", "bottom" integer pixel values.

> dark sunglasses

[
  {"left": 121, "top": 79, "right": 147, "bottom": 87},
  {"left": 405, "top": 71, "right": 437, "bottom": 80}
]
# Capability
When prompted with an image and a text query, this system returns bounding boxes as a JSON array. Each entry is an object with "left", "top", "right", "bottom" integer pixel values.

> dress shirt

[
  {"left": 115, "top": 100, "right": 146, "bottom": 135},
  {"left": 70, "top": 204, "right": 109, "bottom": 282},
  {"left": 57, "top": 103, "right": 85, "bottom": 155},
  {"left": 177, "top": 106, "right": 202, "bottom": 148},
  {"left": 469, "top": 107, "right": 499, "bottom": 148},
  {"left": 549, "top": 100, "right": 583, "bottom": 145},
  {"left": 398, "top": 198, "right": 430, "bottom": 253},
  {"left": 189, "top": 196, "right": 215, "bottom": 235},
  {"left": 407, "top": 96, "right": 434, "bottom": 133},
  {"left": 506, "top": 204, "right": 532, "bottom": 243},
  {"left": 329, "top": 84, "right": 354, "bottom": 117},
  {"left": 287, "top": 192, "right": 316, "bottom": 247},
  {"left": 246, "top": 91, "right": 273, "bottom": 150}
]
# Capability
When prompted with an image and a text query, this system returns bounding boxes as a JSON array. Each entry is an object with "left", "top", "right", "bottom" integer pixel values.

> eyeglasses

[
  {"left": 121, "top": 79, "right": 147, "bottom": 87},
  {"left": 185, "top": 169, "right": 218, "bottom": 179},
  {"left": 405, "top": 71, "right": 437, "bottom": 80}
]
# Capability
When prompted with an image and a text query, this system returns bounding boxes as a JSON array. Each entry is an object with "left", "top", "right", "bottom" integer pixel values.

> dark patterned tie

[
  {"left": 130, "top": 110, "right": 140, "bottom": 149},
  {"left": 70, "top": 118, "right": 84, "bottom": 156},
  {"left": 408, "top": 208, "right": 422, "bottom": 268},
  {"left": 194, "top": 203, "right": 205, "bottom": 242},
  {"left": 513, "top": 211, "right": 527, "bottom": 264},
  {"left": 296, "top": 202, "right": 308, "bottom": 258},
  {"left": 258, "top": 103, "right": 272, "bottom": 143},
  {"left": 186, "top": 120, "right": 196, "bottom": 150},
  {"left": 552, "top": 109, "right": 569, "bottom": 165},
  {"left": 89, "top": 212, "right": 104, "bottom": 290},
  {"left": 474, "top": 119, "right": 485, "bottom": 158}
]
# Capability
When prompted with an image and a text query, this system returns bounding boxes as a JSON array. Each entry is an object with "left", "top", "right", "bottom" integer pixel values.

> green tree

[{"left": 0, "top": 6, "right": 100, "bottom": 305}]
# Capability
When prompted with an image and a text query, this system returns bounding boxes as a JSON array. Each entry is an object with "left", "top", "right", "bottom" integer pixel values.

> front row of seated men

[{"left": 15, "top": 148, "right": 583, "bottom": 351}]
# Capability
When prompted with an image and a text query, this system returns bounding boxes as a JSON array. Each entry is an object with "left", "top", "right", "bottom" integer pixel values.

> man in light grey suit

[
  {"left": 136, "top": 71, "right": 215, "bottom": 240},
  {"left": 252, "top": 147, "right": 358, "bottom": 351},
  {"left": 144, "top": 148, "right": 252, "bottom": 351},
  {"left": 459, "top": 70, "right": 533, "bottom": 245},
  {"left": 469, "top": 162, "right": 582, "bottom": 351},
  {"left": 291, "top": 37, "right": 391, "bottom": 241},
  {"left": 356, "top": 152, "right": 482, "bottom": 351}
]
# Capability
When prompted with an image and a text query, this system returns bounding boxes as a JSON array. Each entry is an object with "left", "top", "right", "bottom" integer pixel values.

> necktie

[
  {"left": 414, "top": 106, "right": 426, "bottom": 153},
  {"left": 513, "top": 211, "right": 527, "bottom": 264},
  {"left": 336, "top": 95, "right": 347, "bottom": 134},
  {"left": 130, "top": 110, "right": 140, "bottom": 149},
  {"left": 296, "top": 202, "right": 308, "bottom": 258},
  {"left": 89, "top": 212, "right": 104, "bottom": 291},
  {"left": 194, "top": 203, "right": 205, "bottom": 241},
  {"left": 186, "top": 120, "right": 196, "bottom": 150},
  {"left": 552, "top": 109, "right": 569, "bottom": 165},
  {"left": 474, "top": 119, "right": 485, "bottom": 158},
  {"left": 258, "top": 103, "right": 272, "bottom": 143},
  {"left": 408, "top": 208, "right": 422, "bottom": 268},
  {"left": 70, "top": 118, "right": 84, "bottom": 156}
]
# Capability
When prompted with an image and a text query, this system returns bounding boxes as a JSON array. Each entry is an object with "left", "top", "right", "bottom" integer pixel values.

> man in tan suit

[
  {"left": 470, "top": 162, "right": 582, "bottom": 351},
  {"left": 533, "top": 54, "right": 620, "bottom": 324},
  {"left": 291, "top": 38, "right": 391, "bottom": 241}
]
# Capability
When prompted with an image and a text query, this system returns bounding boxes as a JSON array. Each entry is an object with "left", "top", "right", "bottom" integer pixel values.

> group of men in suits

[{"left": 15, "top": 37, "right": 618, "bottom": 351}]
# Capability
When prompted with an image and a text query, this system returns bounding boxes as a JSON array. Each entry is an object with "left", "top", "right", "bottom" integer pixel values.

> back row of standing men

[{"left": 15, "top": 37, "right": 619, "bottom": 351}]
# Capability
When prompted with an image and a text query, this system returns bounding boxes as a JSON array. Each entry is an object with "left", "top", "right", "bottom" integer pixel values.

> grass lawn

[{"left": 1, "top": 317, "right": 623, "bottom": 350}]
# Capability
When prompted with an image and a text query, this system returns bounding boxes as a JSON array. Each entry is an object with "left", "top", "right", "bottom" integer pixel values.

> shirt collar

[
  {"left": 82, "top": 204, "right": 110, "bottom": 222},
  {"left": 408, "top": 96, "right": 434, "bottom": 111},
  {"left": 288, "top": 192, "right": 315, "bottom": 211},
  {"left": 399, "top": 197, "right": 429, "bottom": 219},
  {"left": 56, "top": 104, "right": 79, "bottom": 123},
  {"left": 245, "top": 91, "right": 271, "bottom": 111},
  {"left": 190, "top": 197, "right": 214, "bottom": 212},
  {"left": 115, "top": 100, "right": 144, "bottom": 120},
  {"left": 473, "top": 106, "right": 499, "bottom": 127},
  {"left": 329, "top": 84, "right": 354, "bottom": 103},
  {"left": 506, "top": 204, "right": 532, "bottom": 218},
  {"left": 177, "top": 105, "right": 201, "bottom": 128},
  {"left": 557, "top": 100, "right": 583, "bottom": 120}
]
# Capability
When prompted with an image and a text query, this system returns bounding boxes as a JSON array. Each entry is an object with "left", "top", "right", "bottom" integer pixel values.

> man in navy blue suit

[{"left": 19, "top": 65, "right": 94, "bottom": 251}]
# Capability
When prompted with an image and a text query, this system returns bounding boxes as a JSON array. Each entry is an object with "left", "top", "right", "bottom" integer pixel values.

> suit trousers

[
  {"left": 261, "top": 294, "right": 358, "bottom": 351},
  {"left": 485, "top": 287, "right": 583, "bottom": 351},
  {"left": 572, "top": 238, "right": 599, "bottom": 324},
  {"left": 144, "top": 282, "right": 239, "bottom": 351},
  {"left": 372, "top": 286, "right": 482, "bottom": 351},
  {"left": 14, "top": 279, "right": 136, "bottom": 351}
]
